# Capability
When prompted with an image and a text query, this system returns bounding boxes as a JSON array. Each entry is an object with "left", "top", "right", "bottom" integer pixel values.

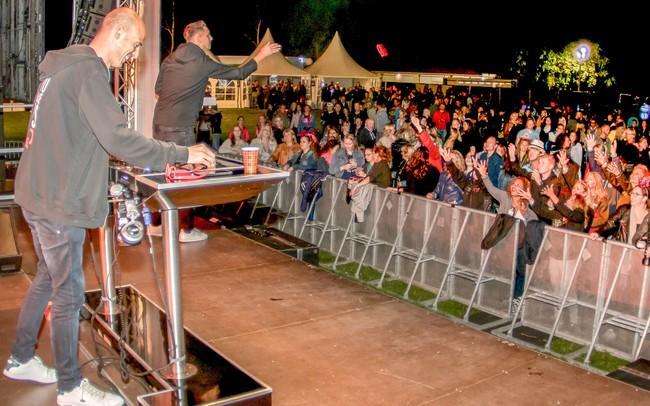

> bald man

[{"left": 3, "top": 8, "right": 214, "bottom": 406}]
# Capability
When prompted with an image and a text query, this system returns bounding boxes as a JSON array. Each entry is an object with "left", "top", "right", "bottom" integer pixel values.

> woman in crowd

[
  {"left": 236, "top": 115, "right": 252, "bottom": 142},
  {"left": 341, "top": 120, "right": 352, "bottom": 138},
  {"left": 354, "top": 145, "right": 392, "bottom": 189},
  {"left": 442, "top": 149, "right": 492, "bottom": 211},
  {"left": 600, "top": 183, "right": 650, "bottom": 245},
  {"left": 272, "top": 129, "right": 301, "bottom": 167},
  {"left": 318, "top": 139, "right": 340, "bottom": 171},
  {"left": 539, "top": 115, "right": 554, "bottom": 144},
  {"left": 401, "top": 146, "right": 440, "bottom": 197},
  {"left": 249, "top": 124, "right": 277, "bottom": 162},
  {"left": 330, "top": 134, "right": 365, "bottom": 179},
  {"left": 584, "top": 171, "right": 610, "bottom": 233},
  {"left": 541, "top": 181, "right": 588, "bottom": 232},
  {"left": 350, "top": 145, "right": 392, "bottom": 222},
  {"left": 271, "top": 115, "right": 285, "bottom": 144},
  {"left": 289, "top": 103, "right": 302, "bottom": 131},
  {"left": 255, "top": 115, "right": 267, "bottom": 138},
  {"left": 431, "top": 149, "right": 465, "bottom": 205},
  {"left": 218, "top": 126, "right": 249, "bottom": 155},
  {"left": 285, "top": 134, "right": 318, "bottom": 171}
]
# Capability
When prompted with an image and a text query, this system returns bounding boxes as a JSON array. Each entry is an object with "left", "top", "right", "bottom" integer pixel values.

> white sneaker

[
  {"left": 148, "top": 224, "right": 162, "bottom": 237},
  {"left": 3, "top": 355, "right": 57, "bottom": 384},
  {"left": 57, "top": 378, "right": 124, "bottom": 406},
  {"left": 179, "top": 228, "right": 208, "bottom": 243}
]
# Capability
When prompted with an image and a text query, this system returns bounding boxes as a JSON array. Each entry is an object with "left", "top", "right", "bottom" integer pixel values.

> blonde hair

[{"left": 585, "top": 171, "right": 609, "bottom": 210}]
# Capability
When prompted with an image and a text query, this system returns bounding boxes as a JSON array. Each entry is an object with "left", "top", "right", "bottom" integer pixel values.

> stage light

[{"left": 376, "top": 43, "right": 389, "bottom": 58}]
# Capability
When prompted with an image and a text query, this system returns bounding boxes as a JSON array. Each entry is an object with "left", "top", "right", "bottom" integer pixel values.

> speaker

[
  {"left": 82, "top": 12, "right": 104, "bottom": 38},
  {"left": 88, "top": 0, "right": 114, "bottom": 16}
]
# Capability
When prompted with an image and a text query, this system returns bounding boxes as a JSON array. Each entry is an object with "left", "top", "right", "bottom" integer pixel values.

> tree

[
  {"left": 537, "top": 40, "right": 615, "bottom": 91},
  {"left": 285, "top": 0, "right": 350, "bottom": 58},
  {"left": 161, "top": 0, "right": 176, "bottom": 57}
]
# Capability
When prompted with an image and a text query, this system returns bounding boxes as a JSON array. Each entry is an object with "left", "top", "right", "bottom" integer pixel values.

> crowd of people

[
  {"left": 201, "top": 81, "right": 650, "bottom": 315},
  {"left": 213, "top": 83, "right": 650, "bottom": 249}
]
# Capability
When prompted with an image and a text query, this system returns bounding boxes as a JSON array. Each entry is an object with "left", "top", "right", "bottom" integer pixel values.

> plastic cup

[{"left": 241, "top": 147, "right": 259, "bottom": 175}]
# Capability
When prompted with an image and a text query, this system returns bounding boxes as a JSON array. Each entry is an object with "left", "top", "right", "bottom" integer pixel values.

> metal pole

[
  {"left": 98, "top": 214, "right": 120, "bottom": 317},
  {"left": 156, "top": 193, "right": 196, "bottom": 405}
]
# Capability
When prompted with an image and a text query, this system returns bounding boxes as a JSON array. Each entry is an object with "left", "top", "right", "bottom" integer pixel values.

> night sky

[{"left": 45, "top": 1, "right": 650, "bottom": 96}]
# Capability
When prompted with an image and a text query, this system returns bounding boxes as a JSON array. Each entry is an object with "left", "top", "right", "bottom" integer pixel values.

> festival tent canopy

[
  {"left": 243, "top": 29, "right": 310, "bottom": 77},
  {"left": 305, "top": 31, "right": 378, "bottom": 79}
]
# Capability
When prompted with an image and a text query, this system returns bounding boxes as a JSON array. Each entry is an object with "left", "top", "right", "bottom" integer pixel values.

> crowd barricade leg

[
  {"left": 263, "top": 183, "right": 283, "bottom": 225},
  {"left": 374, "top": 195, "right": 415, "bottom": 287},
  {"left": 353, "top": 191, "right": 390, "bottom": 278},
  {"left": 585, "top": 244, "right": 650, "bottom": 364},
  {"left": 315, "top": 181, "right": 345, "bottom": 247},
  {"left": 463, "top": 249, "right": 494, "bottom": 321},
  {"left": 542, "top": 239, "right": 588, "bottom": 351},
  {"left": 432, "top": 211, "right": 470, "bottom": 310},
  {"left": 585, "top": 247, "right": 629, "bottom": 364},
  {"left": 281, "top": 171, "right": 303, "bottom": 232},
  {"left": 508, "top": 229, "right": 549, "bottom": 334},
  {"left": 399, "top": 205, "right": 441, "bottom": 295}
]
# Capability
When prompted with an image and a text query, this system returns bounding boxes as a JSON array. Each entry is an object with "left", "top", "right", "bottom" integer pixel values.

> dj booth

[{"left": 89, "top": 156, "right": 288, "bottom": 405}]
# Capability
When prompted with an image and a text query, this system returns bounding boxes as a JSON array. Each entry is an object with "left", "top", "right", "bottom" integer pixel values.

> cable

[{"left": 84, "top": 197, "right": 184, "bottom": 393}]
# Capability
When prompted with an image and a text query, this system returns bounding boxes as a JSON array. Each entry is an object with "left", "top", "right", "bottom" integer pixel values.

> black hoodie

[{"left": 15, "top": 45, "right": 188, "bottom": 228}]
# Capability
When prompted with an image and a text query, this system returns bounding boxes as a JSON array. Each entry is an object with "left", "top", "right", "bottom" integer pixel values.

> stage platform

[{"left": 1, "top": 215, "right": 650, "bottom": 405}]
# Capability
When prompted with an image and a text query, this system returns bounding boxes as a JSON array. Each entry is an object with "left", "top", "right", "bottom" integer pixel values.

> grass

[
  {"left": 550, "top": 337, "right": 583, "bottom": 355},
  {"left": 576, "top": 351, "right": 628, "bottom": 373},
  {"left": 437, "top": 299, "right": 480, "bottom": 319},
  {"left": 334, "top": 261, "right": 381, "bottom": 281},
  {"left": 318, "top": 250, "right": 336, "bottom": 264}
]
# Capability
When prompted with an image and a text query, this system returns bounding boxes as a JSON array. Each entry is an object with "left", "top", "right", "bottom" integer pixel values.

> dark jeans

[
  {"left": 11, "top": 208, "right": 86, "bottom": 392},
  {"left": 152, "top": 125, "right": 196, "bottom": 231},
  {"left": 514, "top": 247, "right": 526, "bottom": 299}
]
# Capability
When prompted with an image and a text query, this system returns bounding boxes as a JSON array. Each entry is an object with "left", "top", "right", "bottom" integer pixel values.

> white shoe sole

[{"left": 3, "top": 368, "right": 57, "bottom": 384}]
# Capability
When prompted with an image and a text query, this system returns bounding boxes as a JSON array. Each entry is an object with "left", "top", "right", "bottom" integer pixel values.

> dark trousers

[
  {"left": 152, "top": 125, "right": 196, "bottom": 231},
  {"left": 11, "top": 209, "right": 86, "bottom": 392},
  {"left": 514, "top": 247, "right": 526, "bottom": 299}
]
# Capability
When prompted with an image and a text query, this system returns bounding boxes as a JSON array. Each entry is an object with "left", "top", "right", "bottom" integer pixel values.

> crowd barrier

[{"left": 252, "top": 169, "right": 650, "bottom": 365}]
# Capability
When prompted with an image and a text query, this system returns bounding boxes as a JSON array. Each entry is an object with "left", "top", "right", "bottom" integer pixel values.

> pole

[
  {"left": 155, "top": 192, "right": 196, "bottom": 406},
  {"left": 98, "top": 214, "right": 120, "bottom": 318}
]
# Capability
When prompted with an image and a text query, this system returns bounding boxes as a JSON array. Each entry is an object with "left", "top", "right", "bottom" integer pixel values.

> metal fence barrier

[{"left": 251, "top": 169, "right": 650, "bottom": 365}]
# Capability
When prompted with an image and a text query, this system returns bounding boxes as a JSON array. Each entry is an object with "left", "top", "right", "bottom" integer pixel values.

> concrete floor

[{"left": 1, "top": 216, "right": 649, "bottom": 405}]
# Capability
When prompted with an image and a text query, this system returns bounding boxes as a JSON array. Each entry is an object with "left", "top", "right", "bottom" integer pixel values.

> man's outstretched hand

[
  {"left": 254, "top": 42, "right": 282, "bottom": 64},
  {"left": 187, "top": 144, "right": 216, "bottom": 168}
]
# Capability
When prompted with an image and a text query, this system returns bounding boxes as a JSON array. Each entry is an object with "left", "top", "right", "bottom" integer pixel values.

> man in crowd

[
  {"left": 433, "top": 103, "right": 450, "bottom": 141},
  {"left": 3, "top": 8, "right": 214, "bottom": 406},
  {"left": 150, "top": 20, "right": 280, "bottom": 242},
  {"left": 357, "top": 118, "right": 378, "bottom": 149}
]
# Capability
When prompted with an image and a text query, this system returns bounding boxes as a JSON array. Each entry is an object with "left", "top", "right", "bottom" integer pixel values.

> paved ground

[{"left": 1, "top": 219, "right": 649, "bottom": 405}]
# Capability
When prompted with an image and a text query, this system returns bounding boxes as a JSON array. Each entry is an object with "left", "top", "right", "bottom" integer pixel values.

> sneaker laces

[{"left": 80, "top": 378, "right": 109, "bottom": 399}]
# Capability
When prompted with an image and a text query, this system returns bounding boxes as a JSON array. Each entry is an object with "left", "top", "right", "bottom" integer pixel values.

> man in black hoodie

[
  {"left": 150, "top": 20, "right": 280, "bottom": 242},
  {"left": 3, "top": 8, "right": 214, "bottom": 406}
]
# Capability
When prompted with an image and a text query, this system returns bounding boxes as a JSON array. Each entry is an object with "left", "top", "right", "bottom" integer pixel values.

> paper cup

[{"left": 241, "top": 147, "right": 259, "bottom": 175}]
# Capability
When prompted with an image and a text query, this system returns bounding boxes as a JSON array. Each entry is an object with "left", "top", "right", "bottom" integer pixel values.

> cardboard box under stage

[{"left": 83, "top": 286, "right": 272, "bottom": 405}]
